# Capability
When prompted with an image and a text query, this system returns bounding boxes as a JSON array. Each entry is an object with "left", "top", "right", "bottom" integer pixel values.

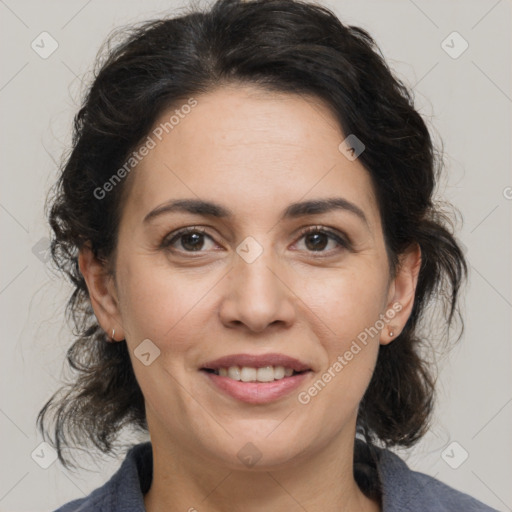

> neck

[{"left": 143, "top": 427, "right": 381, "bottom": 512}]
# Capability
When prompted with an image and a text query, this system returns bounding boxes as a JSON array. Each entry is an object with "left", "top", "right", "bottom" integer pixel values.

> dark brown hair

[{"left": 38, "top": 0, "right": 467, "bottom": 469}]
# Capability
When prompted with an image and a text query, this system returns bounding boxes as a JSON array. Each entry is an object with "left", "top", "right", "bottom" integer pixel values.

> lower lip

[{"left": 201, "top": 370, "right": 311, "bottom": 404}]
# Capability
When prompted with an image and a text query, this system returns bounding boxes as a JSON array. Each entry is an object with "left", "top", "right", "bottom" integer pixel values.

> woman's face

[{"left": 86, "top": 85, "right": 417, "bottom": 469}]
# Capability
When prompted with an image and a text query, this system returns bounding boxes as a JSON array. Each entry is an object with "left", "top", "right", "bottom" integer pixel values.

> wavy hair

[{"left": 37, "top": 0, "right": 467, "bottom": 469}]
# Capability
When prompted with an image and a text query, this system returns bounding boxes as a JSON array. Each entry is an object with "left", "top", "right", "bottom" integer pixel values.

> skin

[{"left": 79, "top": 84, "right": 421, "bottom": 512}]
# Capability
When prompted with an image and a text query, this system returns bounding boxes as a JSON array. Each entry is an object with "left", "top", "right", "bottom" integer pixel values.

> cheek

[
  {"left": 116, "top": 255, "right": 221, "bottom": 346},
  {"left": 297, "top": 271, "right": 385, "bottom": 421},
  {"left": 294, "top": 264, "right": 387, "bottom": 406},
  {"left": 301, "top": 264, "right": 388, "bottom": 346}
]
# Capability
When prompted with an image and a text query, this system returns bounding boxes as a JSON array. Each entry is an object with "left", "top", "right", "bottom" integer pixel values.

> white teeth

[
  {"left": 227, "top": 366, "right": 241, "bottom": 380},
  {"left": 215, "top": 365, "right": 299, "bottom": 382},
  {"left": 256, "top": 366, "right": 274, "bottom": 382},
  {"left": 240, "top": 367, "right": 257, "bottom": 382},
  {"left": 273, "top": 366, "right": 285, "bottom": 379}
]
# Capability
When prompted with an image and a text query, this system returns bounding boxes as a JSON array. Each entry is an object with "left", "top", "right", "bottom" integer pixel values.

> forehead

[{"left": 121, "top": 85, "right": 380, "bottom": 230}]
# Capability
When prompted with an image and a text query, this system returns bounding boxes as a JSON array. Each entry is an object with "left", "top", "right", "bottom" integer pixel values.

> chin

[{"left": 198, "top": 428, "right": 313, "bottom": 471}]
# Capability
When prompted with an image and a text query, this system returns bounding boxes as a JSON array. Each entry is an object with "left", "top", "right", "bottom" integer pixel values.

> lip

[
  {"left": 201, "top": 370, "right": 311, "bottom": 404},
  {"left": 200, "top": 352, "right": 311, "bottom": 372}
]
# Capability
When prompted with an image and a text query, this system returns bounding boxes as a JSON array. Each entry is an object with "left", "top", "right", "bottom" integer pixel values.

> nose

[{"left": 218, "top": 248, "right": 296, "bottom": 333}]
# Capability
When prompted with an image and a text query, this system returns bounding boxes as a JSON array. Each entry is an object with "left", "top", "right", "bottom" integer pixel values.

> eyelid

[
  {"left": 160, "top": 224, "right": 354, "bottom": 258},
  {"left": 161, "top": 224, "right": 352, "bottom": 254},
  {"left": 294, "top": 225, "right": 352, "bottom": 252},
  {"left": 160, "top": 226, "right": 214, "bottom": 249}
]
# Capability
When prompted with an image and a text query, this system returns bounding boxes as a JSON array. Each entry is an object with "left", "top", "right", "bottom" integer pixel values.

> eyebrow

[{"left": 143, "top": 197, "right": 368, "bottom": 226}]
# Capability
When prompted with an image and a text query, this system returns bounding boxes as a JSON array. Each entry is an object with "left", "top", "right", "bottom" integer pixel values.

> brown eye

[
  {"left": 295, "top": 226, "right": 351, "bottom": 254},
  {"left": 304, "top": 231, "right": 329, "bottom": 251},
  {"left": 179, "top": 232, "right": 206, "bottom": 251},
  {"left": 162, "top": 227, "right": 216, "bottom": 252}
]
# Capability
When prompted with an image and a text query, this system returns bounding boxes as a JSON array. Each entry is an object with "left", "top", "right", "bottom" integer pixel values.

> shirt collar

[{"left": 73, "top": 439, "right": 424, "bottom": 512}]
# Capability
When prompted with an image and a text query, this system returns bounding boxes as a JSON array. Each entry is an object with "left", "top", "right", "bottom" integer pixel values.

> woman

[{"left": 38, "top": 0, "right": 498, "bottom": 510}]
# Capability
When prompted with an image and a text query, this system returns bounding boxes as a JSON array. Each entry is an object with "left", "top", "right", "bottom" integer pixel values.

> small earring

[
  {"left": 110, "top": 328, "right": 115, "bottom": 342},
  {"left": 388, "top": 327, "right": 394, "bottom": 337}
]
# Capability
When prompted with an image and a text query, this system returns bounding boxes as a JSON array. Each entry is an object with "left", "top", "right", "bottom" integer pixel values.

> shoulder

[
  {"left": 52, "top": 442, "right": 153, "bottom": 512},
  {"left": 373, "top": 442, "right": 499, "bottom": 512}
]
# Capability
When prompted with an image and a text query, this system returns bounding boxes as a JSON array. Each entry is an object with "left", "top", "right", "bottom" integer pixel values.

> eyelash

[{"left": 161, "top": 225, "right": 352, "bottom": 256}]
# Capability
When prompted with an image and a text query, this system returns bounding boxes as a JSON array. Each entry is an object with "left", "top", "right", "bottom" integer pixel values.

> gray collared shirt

[{"left": 53, "top": 440, "right": 499, "bottom": 511}]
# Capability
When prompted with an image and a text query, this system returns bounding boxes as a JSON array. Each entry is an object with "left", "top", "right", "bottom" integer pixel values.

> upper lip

[{"left": 201, "top": 353, "right": 311, "bottom": 372}]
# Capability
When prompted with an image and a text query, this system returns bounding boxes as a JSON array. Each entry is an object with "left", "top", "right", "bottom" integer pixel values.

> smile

[{"left": 203, "top": 365, "right": 305, "bottom": 382}]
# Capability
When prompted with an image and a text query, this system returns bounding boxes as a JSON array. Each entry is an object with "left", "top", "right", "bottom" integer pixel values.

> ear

[
  {"left": 78, "top": 243, "right": 125, "bottom": 341},
  {"left": 380, "top": 242, "right": 422, "bottom": 345}
]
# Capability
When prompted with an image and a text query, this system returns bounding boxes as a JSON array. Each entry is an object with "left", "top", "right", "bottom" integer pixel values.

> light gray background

[{"left": 1, "top": 0, "right": 511, "bottom": 511}]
